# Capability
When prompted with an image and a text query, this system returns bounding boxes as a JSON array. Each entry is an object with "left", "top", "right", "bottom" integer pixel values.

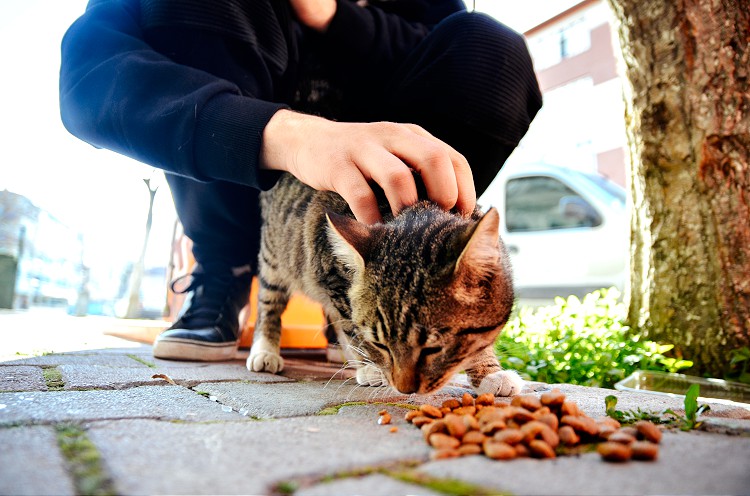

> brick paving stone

[
  {"left": 0, "top": 366, "right": 47, "bottom": 392},
  {"left": 58, "top": 363, "right": 285, "bottom": 390},
  {"left": 193, "top": 381, "right": 369, "bottom": 418},
  {"left": 196, "top": 378, "right": 509, "bottom": 419},
  {"left": 295, "top": 473, "right": 444, "bottom": 496},
  {"left": 157, "top": 364, "right": 295, "bottom": 385},
  {"left": 193, "top": 381, "right": 435, "bottom": 419},
  {"left": 0, "top": 425, "right": 76, "bottom": 496},
  {"left": 416, "top": 430, "right": 750, "bottom": 496},
  {"left": 0, "top": 386, "right": 247, "bottom": 425},
  {"left": 1, "top": 353, "right": 152, "bottom": 368},
  {"left": 58, "top": 364, "right": 163, "bottom": 390},
  {"left": 87, "top": 415, "right": 430, "bottom": 495},
  {"left": 533, "top": 383, "right": 750, "bottom": 420}
]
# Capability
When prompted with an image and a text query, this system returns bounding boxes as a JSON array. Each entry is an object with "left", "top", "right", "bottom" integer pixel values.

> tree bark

[{"left": 607, "top": 0, "right": 750, "bottom": 376}]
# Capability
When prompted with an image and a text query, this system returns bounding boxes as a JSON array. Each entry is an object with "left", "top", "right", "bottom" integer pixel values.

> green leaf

[{"left": 684, "top": 384, "right": 700, "bottom": 421}]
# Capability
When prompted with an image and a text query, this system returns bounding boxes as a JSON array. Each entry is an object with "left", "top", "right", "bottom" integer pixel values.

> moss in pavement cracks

[
  {"left": 317, "top": 401, "right": 368, "bottom": 415},
  {"left": 126, "top": 354, "right": 157, "bottom": 368},
  {"left": 317, "top": 401, "right": 418, "bottom": 416},
  {"left": 388, "top": 470, "right": 509, "bottom": 496},
  {"left": 275, "top": 480, "right": 299, "bottom": 494},
  {"left": 55, "top": 424, "right": 115, "bottom": 496},
  {"left": 43, "top": 367, "right": 65, "bottom": 391},
  {"left": 278, "top": 463, "right": 503, "bottom": 496}
]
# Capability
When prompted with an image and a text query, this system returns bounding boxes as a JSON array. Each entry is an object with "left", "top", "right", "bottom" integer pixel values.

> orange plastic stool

[{"left": 239, "top": 277, "right": 328, "bottom": 349}]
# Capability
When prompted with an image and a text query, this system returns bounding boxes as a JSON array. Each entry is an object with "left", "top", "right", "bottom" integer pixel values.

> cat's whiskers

[
  {"left": 332, "top": 375, "right": 360, "bottom": 396},
  {"left": 323, "top": 317, "right": 350, "bottom": 330},
  {"left": 323, "top": 359, "right": 366, "bottom": 390}
]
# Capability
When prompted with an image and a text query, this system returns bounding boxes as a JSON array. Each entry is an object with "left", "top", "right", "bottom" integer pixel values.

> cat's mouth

[{"left": 387, "top": 369, "right": 455, "bottom": 395}]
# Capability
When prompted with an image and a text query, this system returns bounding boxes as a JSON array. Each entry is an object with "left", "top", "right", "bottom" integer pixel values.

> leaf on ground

[{"left": 151, "top": 373, "right": 177, "bottom": 385}]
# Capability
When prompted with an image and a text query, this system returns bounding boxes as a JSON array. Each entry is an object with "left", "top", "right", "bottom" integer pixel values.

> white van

[{"left": 479, "top": 163, "right": 628, "bottom": 299}]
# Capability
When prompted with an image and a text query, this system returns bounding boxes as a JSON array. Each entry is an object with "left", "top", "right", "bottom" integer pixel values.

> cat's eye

[
  {"left": 420, "top": 347, "right": 441, "bottom": 359},
  {"left": 457, "top": 324, "right": 500, "bottom": 336}
]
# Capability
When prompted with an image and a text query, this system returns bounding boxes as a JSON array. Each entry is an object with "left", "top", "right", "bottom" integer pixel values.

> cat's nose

[{"left": 392, "top": 367, "right": 418, "bottom": 394}]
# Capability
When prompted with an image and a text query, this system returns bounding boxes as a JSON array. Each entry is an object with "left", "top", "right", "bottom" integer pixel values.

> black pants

[{"left": 146, "top": 8, "right": 542, "bottom": 268}]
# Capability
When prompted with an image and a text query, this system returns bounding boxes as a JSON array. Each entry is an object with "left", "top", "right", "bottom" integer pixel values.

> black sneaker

[{"left": 153, "top": 263, "right": 253, "bottom": 361}]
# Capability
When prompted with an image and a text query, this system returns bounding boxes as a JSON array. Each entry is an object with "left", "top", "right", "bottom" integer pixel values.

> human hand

[
  {"left": 261, "top": 110, "right": 476, "bottom": 224},
  {"left": 288, "top": 0, "right": 337, "bottom": 32}
]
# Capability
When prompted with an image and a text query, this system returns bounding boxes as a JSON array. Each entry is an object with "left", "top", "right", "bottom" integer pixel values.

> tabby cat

[{"left": 247, "top": 173, "right": 524, "bottom": 397}]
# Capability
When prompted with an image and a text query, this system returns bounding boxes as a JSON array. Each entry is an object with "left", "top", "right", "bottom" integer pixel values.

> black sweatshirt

[{"left": 59, "top": 0, "right": 464, "bottom": 190}]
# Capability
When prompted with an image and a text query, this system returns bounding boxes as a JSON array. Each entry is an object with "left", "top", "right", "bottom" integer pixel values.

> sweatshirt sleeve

[{"left": 59, "top": 0, "right": 287, "bottom": 190}]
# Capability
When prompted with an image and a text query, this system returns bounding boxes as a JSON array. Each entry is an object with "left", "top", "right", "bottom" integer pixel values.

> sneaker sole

[{"left": 153, "top": 337, "right": 238, "bottom": 361}]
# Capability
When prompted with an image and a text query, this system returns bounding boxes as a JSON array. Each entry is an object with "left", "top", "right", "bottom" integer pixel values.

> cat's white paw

[
  {"left": 356, "top": 364, "right": 387, "bottom": 387},
  {"left": 247, "top": 350, "right": 284, "bottom": 374},
  {"left": 476, "top": 370, "right": 524, "bottom": 397}
]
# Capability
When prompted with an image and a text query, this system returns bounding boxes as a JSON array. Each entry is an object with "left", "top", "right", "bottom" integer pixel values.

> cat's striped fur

[{"left": 247, "top": 173, "right": 524, "bottom": 396}]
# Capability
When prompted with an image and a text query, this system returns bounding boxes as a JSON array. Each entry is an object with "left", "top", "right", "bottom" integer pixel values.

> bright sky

[{"left": 0, "top": 0, "right": 579, "bottom": 275}]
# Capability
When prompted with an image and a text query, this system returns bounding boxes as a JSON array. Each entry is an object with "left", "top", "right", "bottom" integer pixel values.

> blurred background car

[{"left": 480, "top": 162, "right": 628, "bottom": 301}]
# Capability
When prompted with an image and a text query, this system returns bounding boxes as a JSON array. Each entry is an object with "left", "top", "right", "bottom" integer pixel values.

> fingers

[
  {"left": 336, "top": 122, "right": 476, "bottom": 222},
  {"left": 396, "top": 124, "right": 476, "bottom": 216},
  {"left": 264, "top": 112, "right": 477, "bottom": 223},
  {"left": 359, "top": 143, "right": 419, "bottom": 217},
  {"left": 331, "top": 168, "right": 382, "bottom": 225}
]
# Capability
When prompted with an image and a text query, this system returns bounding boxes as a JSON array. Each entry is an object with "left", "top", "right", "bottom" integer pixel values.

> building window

[
  {"left": 529, "top": 15, "right": 591, "bottom": 71},
  {"left": 559, "top": 19, "right": 590, "bottom": 59}
]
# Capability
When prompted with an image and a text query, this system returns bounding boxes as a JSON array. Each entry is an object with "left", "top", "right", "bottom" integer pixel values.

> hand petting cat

[{"left": 260, "top": 109, "right": 476, "bottom": 225}]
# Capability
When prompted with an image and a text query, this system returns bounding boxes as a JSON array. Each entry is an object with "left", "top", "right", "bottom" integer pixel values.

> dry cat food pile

[{"left": 394, "top": 389, "right": 661, "bottom": 462}]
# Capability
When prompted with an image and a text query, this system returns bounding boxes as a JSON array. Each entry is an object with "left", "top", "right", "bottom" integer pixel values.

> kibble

[
  {"left": 631, "top": 441, "right": 659, "bottom": 460},
  {"left": 431, "top": 448, "right": 461, "bottom": 460},
  {"left": 377, "top": 411, "right": 391, "bottom": 425},
  {"left": 396, "top": 388, "right": 662, "bottom": 464},
  {"left": 528, "top": 439, "right": 556, "bottom": 459},
  {"left": 462, "top": 430, "right": 487, "bottom": 445},
  {"left": 635, "top": 420, "right": 663, "bottom": 444},
  {"left": 598, "top": 441, "right": 632, "bottom": 462},
  {"left": 608, "top": 430, "right": 636, "bottom": 445},
  {"left": 457, "top": 443, "right": 483, "bottom": 456},
  {"left": 404, "top": 410, "right": 421, "bottom": 422},
  {"left": 420, "top": 404, "right": 444, "bottom": 419},
  {"left": 429, "top": 432, "right": 461, "bottom": 450},
  {"left": 558, "top": 425, "right": 580, "bottom": 446},
  {"left": 483, "top": 440, "right": 517, "bottom": 460}
]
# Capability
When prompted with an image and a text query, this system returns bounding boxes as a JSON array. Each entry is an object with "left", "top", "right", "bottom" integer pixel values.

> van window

[{"left": 505, "top": 176, "right": 602, "bottom": 232}]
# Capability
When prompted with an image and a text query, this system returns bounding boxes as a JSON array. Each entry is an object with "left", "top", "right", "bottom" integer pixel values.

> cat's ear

[
  {"left": 326, "top": 211, "right": 371, "bottom": 271},
  {"left": 454, "top": 207, "right": 501, "bottom": 279}
]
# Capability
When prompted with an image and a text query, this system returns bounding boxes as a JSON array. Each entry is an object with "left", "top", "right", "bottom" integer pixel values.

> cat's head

[{"left": 326, "top": 202, "right": 514, "bottom": 394}]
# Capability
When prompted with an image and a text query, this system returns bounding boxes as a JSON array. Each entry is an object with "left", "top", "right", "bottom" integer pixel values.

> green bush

[{"left": 495, "top": 288, "right": 693, "bottom": 389}]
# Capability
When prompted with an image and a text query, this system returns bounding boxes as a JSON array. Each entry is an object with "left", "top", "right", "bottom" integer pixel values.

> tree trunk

[{"left": 607, "top": 0, "right": 750, "bottom": 376}]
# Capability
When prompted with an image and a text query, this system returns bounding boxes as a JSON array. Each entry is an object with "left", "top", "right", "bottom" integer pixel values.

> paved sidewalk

[{"left": 1, "top": 309, "right": 749, "bottom": 496}]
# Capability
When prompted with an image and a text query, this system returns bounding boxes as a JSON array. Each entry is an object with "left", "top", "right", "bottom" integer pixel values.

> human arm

[
  {"left": 59, "top": 0, "right": 287, "bottom": 189},
  {"left": 60, "top": 0, "right": 475, "bottom": 223}
]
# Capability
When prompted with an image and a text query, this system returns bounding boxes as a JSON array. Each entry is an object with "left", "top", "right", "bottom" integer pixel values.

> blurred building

[
  {"left": 0, "top": 190, "right": 84, "bottom": 309},
  {"left": 514, "top": 0, "right": 627, "bottom": 186}
]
